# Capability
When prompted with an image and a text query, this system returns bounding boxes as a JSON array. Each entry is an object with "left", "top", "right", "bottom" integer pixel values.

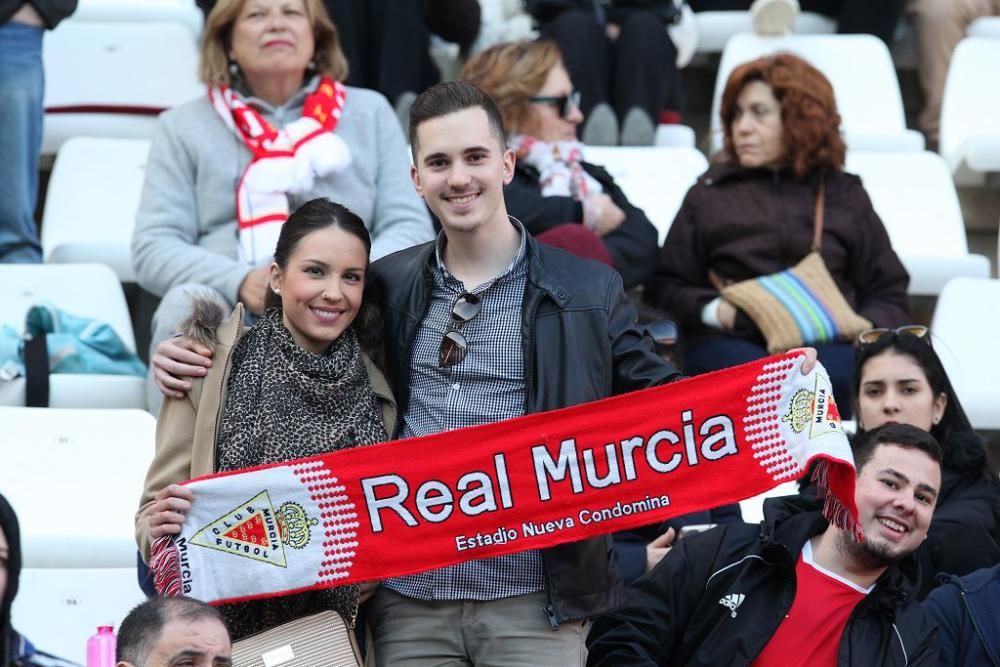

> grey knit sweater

[{"left": 132, "top": 84, "right": 432, "bottom": 301}]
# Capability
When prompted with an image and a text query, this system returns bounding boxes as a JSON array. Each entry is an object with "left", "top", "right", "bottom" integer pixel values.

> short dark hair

[
  {"left": 265, "top": 198, "right": 383, "bottom": 367},
  {"left": 117, "top": 597, "right": 227, "bottom": 665},
  {"left": 408, "top": 80, "right": 507, "bottom": 161},
  {"left": 852, "top": 423, "right": 943, "bottom": 474}
]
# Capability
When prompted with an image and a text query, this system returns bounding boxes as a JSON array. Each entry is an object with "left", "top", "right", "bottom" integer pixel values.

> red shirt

[{"left": 751, "top": 540, "right": 873, "bottom": 667}]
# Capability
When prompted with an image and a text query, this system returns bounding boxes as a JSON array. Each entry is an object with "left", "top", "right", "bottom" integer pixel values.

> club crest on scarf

[
  {"left": 276, "top": 501, "right": 319, "bottom": 550},
  {"left": 781, "top": 376, "right": 843, "bottom": 439},
  {"left": 189, "top": 491, "right": 318, "bottom": 566}
]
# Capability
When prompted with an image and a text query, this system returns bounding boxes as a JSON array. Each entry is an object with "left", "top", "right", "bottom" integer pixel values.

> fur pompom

[{"left": 176, "top": 297, "right": 226, "bottom": 348}]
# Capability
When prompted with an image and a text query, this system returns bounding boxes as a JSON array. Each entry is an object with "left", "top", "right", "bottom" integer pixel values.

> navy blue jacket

[{"left": 924, "top": 564, "right": 1000, "bottom": 667}]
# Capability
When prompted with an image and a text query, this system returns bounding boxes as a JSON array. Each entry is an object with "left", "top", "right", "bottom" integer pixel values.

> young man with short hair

[
  {"left": 116, "top": 596, "right": 231, "bottom": 667},
  {"left": 366, "top": 80, "right": 683, "bottom": 666},
  {"left": 586, "top": 423, "right": 943, "bottom": 666}
]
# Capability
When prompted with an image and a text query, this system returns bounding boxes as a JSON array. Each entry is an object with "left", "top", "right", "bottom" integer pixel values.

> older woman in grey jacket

[{"left": 132, "top": 0, "right": 432, "bottom": 412}]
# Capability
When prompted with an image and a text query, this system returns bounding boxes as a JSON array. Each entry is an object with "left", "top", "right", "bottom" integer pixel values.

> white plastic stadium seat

[
  {"left": 41, "top": 137, "right": 152, "bottom": 283},
  {"left": 653, "top": 124, "right": 697, "bottom": 148},
  {"left": 0, "top": 264, "right": 146, "bottom": 409},
  {"left": 3, "top": 407, "right": 155, "bottom": 662},
  {"left": 72, "top": 0, "right": 203, "bottom": 38},
  {"left": 939, "top": 38, "right": 1000, "bottom": 179},
  {"left": 844, "top": 151, "right": 990, "bottom": 296},
  {"left": 738, "top": 481, "right": 800, "bottom": 524},
  {"left": 711, "top": 34, "right": 924, "bottom": 154},
  {"left": 930, "top": 277, "right": 1000, "bottom": 430},
  {"left": 42, "top": 20, "right": 203, "bottom": 154},
  {"left": 583, "top": 146, "right": 709, "bottom": 244},
  {"left": 694, "top": 10, "right": 836, "bottom": 53},
  {"left": 967, "top": 16, "right": 1000, "bottom": 39}
]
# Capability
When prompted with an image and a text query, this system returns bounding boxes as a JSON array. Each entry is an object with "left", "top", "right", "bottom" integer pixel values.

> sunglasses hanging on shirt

[{"left": 439, "top": 292, "right": 483, "bottom": 369}]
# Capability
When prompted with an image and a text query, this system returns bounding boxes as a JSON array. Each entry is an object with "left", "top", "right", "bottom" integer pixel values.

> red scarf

[
  {"left": 209, "top": 76, "right": 350, "bottom": 265},
  {"left": 152, "top": 353, "right": 858, "bottom": 605}
]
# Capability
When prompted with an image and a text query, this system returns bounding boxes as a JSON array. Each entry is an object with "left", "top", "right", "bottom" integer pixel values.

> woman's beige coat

[{"left": 135, "top": 303, "right": 397, "bottom": 560}]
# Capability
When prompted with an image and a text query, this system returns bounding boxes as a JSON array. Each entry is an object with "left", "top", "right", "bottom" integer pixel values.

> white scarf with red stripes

[
  {"left": 510, "top": 134, "right": 603, "bottom": 201},
  {"left": 209, "top": 76, "right": 351, "bottom": 265}
]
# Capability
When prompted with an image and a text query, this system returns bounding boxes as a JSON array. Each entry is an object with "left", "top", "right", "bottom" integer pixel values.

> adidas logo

[{"left": 719, "top": 593, "right": 745, "bottom": 618}]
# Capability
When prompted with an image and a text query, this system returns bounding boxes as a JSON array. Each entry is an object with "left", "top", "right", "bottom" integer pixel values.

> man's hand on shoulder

[{"left": 153, "top": 336, "right": 213, "bottom": 399}]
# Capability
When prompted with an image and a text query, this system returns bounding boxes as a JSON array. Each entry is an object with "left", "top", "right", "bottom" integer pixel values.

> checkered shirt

[{"left": 383, "top": 219, "right": 545, "bottom": 601}]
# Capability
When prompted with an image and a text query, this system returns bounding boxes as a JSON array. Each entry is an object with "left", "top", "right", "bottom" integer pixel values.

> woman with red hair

[{"left": 646, "top": 53, "right": 909, "bottom": 416}]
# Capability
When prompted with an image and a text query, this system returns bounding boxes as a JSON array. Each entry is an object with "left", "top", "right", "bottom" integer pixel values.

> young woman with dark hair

[{"left": 135, "top": 198, "right": 395, "bottom": 639}]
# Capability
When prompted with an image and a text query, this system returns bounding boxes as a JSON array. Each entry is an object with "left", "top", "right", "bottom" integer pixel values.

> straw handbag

[{"left": 719, "top": 178, "right": 872, "bottom": 354}]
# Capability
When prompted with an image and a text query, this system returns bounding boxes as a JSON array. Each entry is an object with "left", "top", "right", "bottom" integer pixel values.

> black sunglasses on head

[
  {"left": 529, "top": 90, "right": 581, "bottom": 119},
  {"left": 857, "top": 325, "right": 930, "bottom": 346}
]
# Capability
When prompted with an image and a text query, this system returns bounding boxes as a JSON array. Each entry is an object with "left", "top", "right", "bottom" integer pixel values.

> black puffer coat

[{"left": 647, "top": 164, "right": 910, "bottom": 347}]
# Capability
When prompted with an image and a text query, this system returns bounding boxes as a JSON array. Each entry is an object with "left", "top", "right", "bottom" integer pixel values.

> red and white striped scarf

[
  {"left": 510, "top": 134, "right": 603, "bottom": 202},
  {"left": 209, "top": 76, "right": 351, "bottom": 265}
]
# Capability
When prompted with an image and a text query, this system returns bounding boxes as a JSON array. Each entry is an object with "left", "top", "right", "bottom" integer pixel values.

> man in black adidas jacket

[{"left": 588, "top": 424, "right": 942, "bottom": 666}]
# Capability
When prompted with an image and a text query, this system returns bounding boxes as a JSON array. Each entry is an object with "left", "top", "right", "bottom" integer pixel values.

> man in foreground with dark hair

[
  {"left": 366, "top": 79, "right": 683, "bottom": 665},
  {"left": 587, "top": 423, "right": 943, "bottom": 666},
  {"left": 116, "top": 597, "right": 231, "bottom": 667}
]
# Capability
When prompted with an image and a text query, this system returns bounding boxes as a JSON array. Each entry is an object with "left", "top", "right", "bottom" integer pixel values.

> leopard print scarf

[{"left": 216, "top": 307, "right": 387, "bottom": 639}]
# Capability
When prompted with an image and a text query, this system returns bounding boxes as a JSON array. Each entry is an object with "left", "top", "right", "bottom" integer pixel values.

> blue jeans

[
  {"left": 0, "top": 22, "right": 44, "bottom": 263},
  {"left": 685, "top": 336, "right": 856, "bottom": 419}
]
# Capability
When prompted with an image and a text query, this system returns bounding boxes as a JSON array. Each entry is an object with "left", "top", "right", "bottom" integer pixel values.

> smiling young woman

[{"left": 137, "top": 199, "right": 396, "bottom": 639}]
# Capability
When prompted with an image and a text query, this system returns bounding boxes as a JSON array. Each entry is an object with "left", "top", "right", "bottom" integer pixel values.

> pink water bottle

[{"left": 86, "top": 626, "right": 116, "bottom": 667}]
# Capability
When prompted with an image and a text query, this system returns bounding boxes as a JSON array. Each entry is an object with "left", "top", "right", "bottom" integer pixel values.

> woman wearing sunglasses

[
  {"left": 136, "top": 198, "right": 395, "bottom": 639},
  {"left": 459, "top": 39, "right": 660, "bottom": 289},
  {"left": 851, "top": 325, "right": 1000, "bottom": 598}
]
